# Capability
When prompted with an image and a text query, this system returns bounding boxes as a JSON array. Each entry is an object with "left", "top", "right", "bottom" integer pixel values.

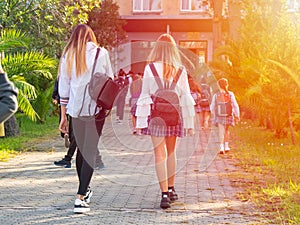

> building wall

[
  {"left": 115, "top": 0, "right": 182, "bottom": 15},
  {"left": 113, "top": 0, "right": 215, "bottom": 75}
]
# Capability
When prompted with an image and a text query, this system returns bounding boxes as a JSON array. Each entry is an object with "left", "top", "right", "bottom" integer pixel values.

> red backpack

[{"left": 215, "top": 91, "right": 232, "bottom": 117}]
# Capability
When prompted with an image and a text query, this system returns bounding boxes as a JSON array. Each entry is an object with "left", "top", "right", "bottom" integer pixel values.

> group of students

[
  {"left": 188, "top": 74, "right": 240, "bottom": 154},
  {"left": 0, "top": 22, "right": 240, "bottom": 213},
  {"left": 54, "top": 24, "right": 240, "bottom": 213}
]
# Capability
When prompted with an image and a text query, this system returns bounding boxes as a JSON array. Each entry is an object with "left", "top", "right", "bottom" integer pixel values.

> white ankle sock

[{"left": 225, "top": 142, "right": 230, "bottom": 150}]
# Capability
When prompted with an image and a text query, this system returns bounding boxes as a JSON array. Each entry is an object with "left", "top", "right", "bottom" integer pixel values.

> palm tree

[
  {"left": 210, "top": 1, "right": 300, "bottom": 140},
  {"left": 0, "top": 29, "right": 56, "bottom": 136}
]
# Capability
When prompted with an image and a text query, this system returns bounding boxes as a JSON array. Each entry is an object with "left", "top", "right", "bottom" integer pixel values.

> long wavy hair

[
  {"left": 147, "top": 33, "right": 182, "bottom": 81},
  {"left": 61, "top": 24, "right": 98, "bottom": 77}
]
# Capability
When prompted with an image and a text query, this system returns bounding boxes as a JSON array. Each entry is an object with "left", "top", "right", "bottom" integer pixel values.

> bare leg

[
  {"left": 199, "top": 112, "right": 204, "bottom": 128},
  {"left": 218, "top": 123, "right": 225, "bottom": 144},
  {"left": 151, "top": 136, "right": 168, "bottom": 192},
  {"left": 132, "top": 115, "right": 137, "bottom": 133},
  {"left": 132, "top": 115, "right": 137, "bottom": 129},
  {"left": 203, "top": 111, "right": 211, "bottom": 129},
  {"left": 165, "top": 136, "right": 177, "bottom": 187}
]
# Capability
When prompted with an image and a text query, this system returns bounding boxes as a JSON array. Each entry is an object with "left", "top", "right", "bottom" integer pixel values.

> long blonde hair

[
  {"left": 147, "top": 33, "right": 182, "bottom": 81},
  {"left": 61, "top": 24, "right": 98, "bottom": 77}
]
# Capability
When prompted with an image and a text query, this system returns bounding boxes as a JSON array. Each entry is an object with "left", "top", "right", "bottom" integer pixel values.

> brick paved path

[{"left": 0, "top": 108, "right": 268, "bottom": 225}]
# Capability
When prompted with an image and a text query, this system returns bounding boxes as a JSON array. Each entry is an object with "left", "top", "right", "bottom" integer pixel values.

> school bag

[
  {"left": 215, "top": 91, "right": 232, "bottom": 117},
  {"left": 149, "top": 63, "right": 183, "bottom": 126},
  {"left": 199, "top": 84, "right": 211, "bottom": 107}
]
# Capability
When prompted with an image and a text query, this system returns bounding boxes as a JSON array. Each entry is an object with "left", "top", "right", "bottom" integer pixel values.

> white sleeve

[
  {"left": 136, "top": 65, "right": 153, "bottom": 128},
  {"left": 178, "top": 68, "right": 195, "bottom": 129}
]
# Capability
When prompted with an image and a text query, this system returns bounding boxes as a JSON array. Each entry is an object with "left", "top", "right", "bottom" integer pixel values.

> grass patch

[
  {"left": 0, "top": 114, "right": 59, "bottom": 161},
  {"left": 231, "top": 120, "right": 300, "bottom": 224}
]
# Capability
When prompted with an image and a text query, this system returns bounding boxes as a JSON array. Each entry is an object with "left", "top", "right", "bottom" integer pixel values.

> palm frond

[
  {"left": 3, "top": 52, "right": 57, "bottom": 79},
  {"left": 267, "top": 59, "right": 300, "bottom": 88},
  {"left": 17, "top": 91, "right": 39, "bottom": 122},
  {"left": 13, "top": 79, "right": 37, "bottom": 100},
  {"left": 0, "top": 29, "right": 29, "bottom": 52}
]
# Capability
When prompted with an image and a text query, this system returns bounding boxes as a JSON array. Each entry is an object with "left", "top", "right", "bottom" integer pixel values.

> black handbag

[
  {"left": 79, "top": 48, "right": 119, "bottom": 119},
  {"left": 88, "top": 48, "right": 119, "bottom": 111}
]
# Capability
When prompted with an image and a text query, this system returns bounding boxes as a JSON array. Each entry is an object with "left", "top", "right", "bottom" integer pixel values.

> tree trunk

[{"left": 4, "top": 115, "right": 20, "bottom": 137}]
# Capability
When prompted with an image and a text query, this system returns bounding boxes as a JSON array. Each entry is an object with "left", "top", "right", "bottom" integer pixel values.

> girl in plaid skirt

[
  {"left": 136, "top": 34, "right": 195, "bottom": 209},
  {"left": 210, "top": 78, "right": 240, "bottom": 154}
]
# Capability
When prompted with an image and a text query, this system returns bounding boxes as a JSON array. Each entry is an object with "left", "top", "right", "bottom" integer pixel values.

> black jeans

[{"left": 72, "top": 110, "right": 106, "bottom": 196}]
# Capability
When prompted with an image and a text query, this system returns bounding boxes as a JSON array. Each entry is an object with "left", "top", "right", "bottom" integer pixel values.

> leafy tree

[
  {"left": 0, "top": 0, "right": 101, "bottom": 58},
  {"left": 87, "top": 0, "right": 126, "bottom": 49},
  {"left": 210, "top": 0, "right": 300, "bottom": 138}
]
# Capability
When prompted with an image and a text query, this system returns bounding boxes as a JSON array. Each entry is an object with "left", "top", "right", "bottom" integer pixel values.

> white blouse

[
  {"left": 58, "top": 42, "right": 113, "bottom": 118},
  {"left": 135, "top": 62, "right": 195, "bottom": 129}
]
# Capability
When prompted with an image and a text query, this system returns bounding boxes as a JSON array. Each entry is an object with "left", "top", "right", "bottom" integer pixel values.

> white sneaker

[
  {"left": 225, "top": 142, "right": 230, "bottom": 151},
  {"left": 74, "top": 199, "right": 90, "bottom": 213},
  {"left": 84, "top": 188, "right": 93, "bottom": 204}
]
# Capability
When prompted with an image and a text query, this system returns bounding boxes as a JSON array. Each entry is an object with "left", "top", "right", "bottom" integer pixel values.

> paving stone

[{"left": 0, "top": 108, "right": 269, "bottom": 224}]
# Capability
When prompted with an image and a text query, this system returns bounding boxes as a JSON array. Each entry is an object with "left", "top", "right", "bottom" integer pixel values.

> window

[
  {"left": 133, "top": 0, "right": 162, "bottom": 12},
  {"left": 179, "top": 40, "right": 208, "bottom": 63},
  {"left": 181, "top": 0, "right": 213, "bottom": 15},
  {"left": 286, "top": 0, "right": 299, "bottom": 12}
]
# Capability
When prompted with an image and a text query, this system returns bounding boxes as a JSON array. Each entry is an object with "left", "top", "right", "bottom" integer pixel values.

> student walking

[
  {"left": 129, "top": 73, "right": 142, "bottom": 134},
  {"left": 199, "top": 76, "right": 212, "bottom": 129},
  {"left": 188, "top": 75, "right": 202, "bottom": 127},
  {"left": 58, "top": 24, "right": 113, "bottom": 213},
  {"left": 210, "top": 78, "right": 240, "bottom": 154},
  {"left": 136, "top": 33, "right": 195, "bottom": 209},
  {"left": 115, "top": 69, "right": 129, "bottom": 124}
]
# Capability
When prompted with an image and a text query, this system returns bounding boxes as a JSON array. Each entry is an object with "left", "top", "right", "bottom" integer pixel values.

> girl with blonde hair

[
  {"left": 58, "top": 24, "right": 113, "bottom": 213},
  {"left": 136, "top": 33, "right": 195, "bottom": 209},
  {"left": 210, "top": 78, "right": 240, "bottom": 154}
]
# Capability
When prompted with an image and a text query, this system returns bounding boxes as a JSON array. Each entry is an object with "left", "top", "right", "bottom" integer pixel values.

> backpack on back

[
  {"left": 199, "top": 84, "right": 211, "bottom": 107},
  {"left": 215, "top": 91, "right": 232, "bottom": 117},
  {"left": 149, "top": 63, "right": 182, "bottom": 126}
]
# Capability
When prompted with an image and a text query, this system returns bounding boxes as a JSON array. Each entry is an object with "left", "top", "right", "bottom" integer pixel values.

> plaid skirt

[
  {"left": 141, "top": 117, "right": 184, "bottom": 137},
  {"left": 195, "top": 104, "right": 211, "bottom": 113},
  {"left": 195, "top": 104, "right": 201, "bottom": 113},
  {"left": 213, "top": 115, "right": 235, "bottom": 126},
  {"left": 200, "top": 105, "right": 211, "bottom": 112}
]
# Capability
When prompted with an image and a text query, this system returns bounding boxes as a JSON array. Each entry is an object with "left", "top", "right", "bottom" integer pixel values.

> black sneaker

[
  {"left": 54, "top": 158, "right": 71, "bottom": 168},
  {"left": 168, "top": 189, "right": 178, "bottom": 202},
  {"left": 160, "top": 194, "right": 171, "bottom": 209},
  {"left": 84, "top": 188, "right": 93, "bottom": 204},
  {"left": 74, "top": 199, "right": 90, "bottom": 213}
]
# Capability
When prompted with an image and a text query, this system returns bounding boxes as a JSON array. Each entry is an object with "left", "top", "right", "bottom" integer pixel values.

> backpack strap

[
  {"left": 149, "top": 63, "right": 183, "bottom": 90},
  {"left": 91, "top": 47, "right": 100, "bottom": 78},
  {"left": 170, "top": 67, "right": 183, "bottom": 90},
  {"left": 149, "top": 63, "right": 164, "bottom": 90},
  {"left": 78, "top": 47, "right": 101, "bottom": 118}
]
